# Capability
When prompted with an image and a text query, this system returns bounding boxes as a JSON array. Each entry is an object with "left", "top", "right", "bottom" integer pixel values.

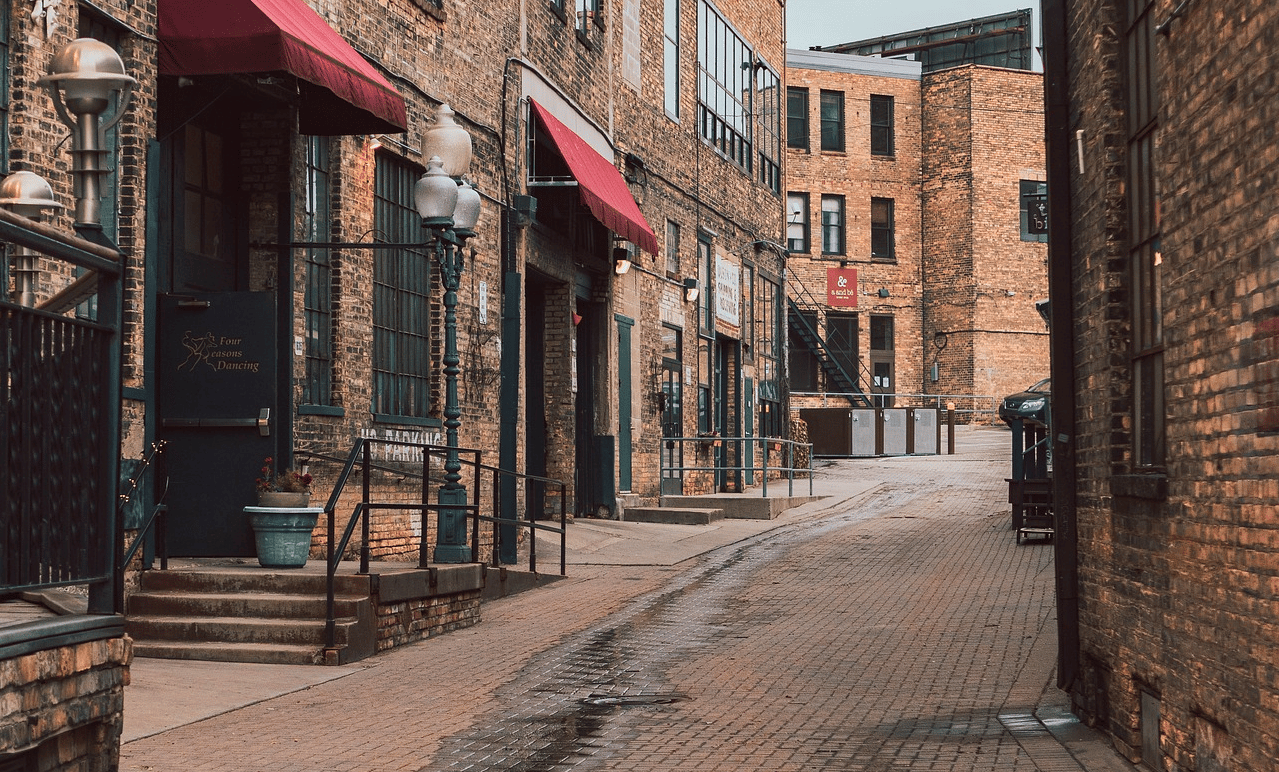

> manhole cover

[{"left": 579, "top": 693, "right": 688, "bottom": 707}]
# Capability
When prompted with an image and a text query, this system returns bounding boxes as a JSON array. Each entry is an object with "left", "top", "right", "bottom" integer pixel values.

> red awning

[
  {"left": 158, "top": 0, "right": 408, "bottom": 136},
  {"left": 529, "top": 100, "right": 659, "bottom": 255}
]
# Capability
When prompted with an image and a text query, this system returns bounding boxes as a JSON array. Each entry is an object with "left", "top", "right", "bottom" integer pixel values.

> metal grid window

[
  {"left": 756, "top": 62, "right": 781, "bottom": 193},
  {"left": 1126, "top": 0, "right": 1163, "bottom": 467},
  {"left": 871, "top": 197, "right": 895, "bottom": 260},
  {"left": 1020, "top": 179, "right": 1049, "bottom": 242},
  {"left": 664, "top": 0, "right": 680, "bottom": 118},
  {"left": 303, "top": 136, "right": 333, "bottom": 406},
  {"left": 665, "top": 219, "right": 681, "bottom": 277},
  {"left": 698, "top": 0, "right": 753, "bottom": 172},
  {"left": 820, "top": 90, "right": 844, "bottom": 152},
  {"left": 870, "top": 94, "right": 894, "bottom": 155},
  {"left": 372, "top": 153, "right": 433, "bottom": 420},
  {"left": 787, "top": 87, "right": 809, "bottom": 150}
]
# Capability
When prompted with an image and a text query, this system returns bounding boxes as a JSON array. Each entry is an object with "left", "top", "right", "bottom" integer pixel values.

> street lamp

[
  {"left": 38, "top": 38, "right": 136, "bottom": 233},
  {"left": 0, "top": 171, "right": 64, "bottom": 306},
  {"left": 414, "top": 104, "right": 480, "bottom": 564}
]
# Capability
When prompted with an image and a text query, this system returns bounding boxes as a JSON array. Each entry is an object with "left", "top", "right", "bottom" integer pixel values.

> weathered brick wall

[
  {"left": 922, "top": 66, "right": 1049, "bottom": 405},
  {"left": 0, "top": 636, "right": 131, "bottom": 770},
  {"left": 1065, "top": 1, "right": 1279, "bottom": 769},
  {"left": 375, "top": 591, "right": 481, "bottom": 651}
]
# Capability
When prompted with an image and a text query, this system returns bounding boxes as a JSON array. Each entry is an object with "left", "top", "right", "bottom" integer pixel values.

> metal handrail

[
  {"left": 118, "top": 441, "right": 171, "bottom": 588},
  {"left": 475, "top": 463, "right": 568, "bottom": 576},
  {"left": 791, "top": 391, "right": 1001, "bottom": 420},
  {"left": 660, "top": 435, "right": 814, "bottom": 497}
]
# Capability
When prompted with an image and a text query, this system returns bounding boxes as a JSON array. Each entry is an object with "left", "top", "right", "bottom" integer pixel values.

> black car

[{"left": 999, "top": 378, "right": 1051, "bottom": 426}]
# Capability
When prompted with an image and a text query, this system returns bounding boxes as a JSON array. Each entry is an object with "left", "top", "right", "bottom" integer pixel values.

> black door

[{"left": 158, "top": 292, "right": 277, "bottom": 556}]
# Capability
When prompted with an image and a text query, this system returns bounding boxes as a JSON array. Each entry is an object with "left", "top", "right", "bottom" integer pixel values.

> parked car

[{"left": 999, "top": 378, "right": 1051, "bottom": 426}]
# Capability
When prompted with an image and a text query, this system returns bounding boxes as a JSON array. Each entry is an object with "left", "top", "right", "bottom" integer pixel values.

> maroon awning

[
  {"left": 158, "top": 0, "right": 408, "bottom": 136},
  {"left": 529, "top": 100, "right": 659, "bottom": 255}
]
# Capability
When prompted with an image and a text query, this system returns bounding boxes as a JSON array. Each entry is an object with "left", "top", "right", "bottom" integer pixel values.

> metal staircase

[{"left": 788, "top": 280, "right": 873, "bottom": 408}]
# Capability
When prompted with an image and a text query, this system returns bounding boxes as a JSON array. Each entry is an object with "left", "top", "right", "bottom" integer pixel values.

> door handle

[
  {"left": 161, "top": 407, "right": 271, "bottom": 436},
  {"left": 257, "top": 408, "right": 270, "bottom": 437}
]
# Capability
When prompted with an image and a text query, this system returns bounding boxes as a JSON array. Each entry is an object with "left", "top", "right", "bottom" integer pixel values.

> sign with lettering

[
  {"left": 827, "top": 267, "right": 858, "bottom": 307},
  {"left": 715, "top": 255, "right": 740, "bottom": 326}
]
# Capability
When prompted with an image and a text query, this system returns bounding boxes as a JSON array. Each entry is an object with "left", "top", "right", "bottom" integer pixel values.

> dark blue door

[{"left": 159, "top": 292, "right": 277, "bottom": 556}]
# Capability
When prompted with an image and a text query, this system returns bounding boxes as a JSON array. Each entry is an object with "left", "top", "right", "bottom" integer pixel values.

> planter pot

[
  {"left": 244, "top": 506, "right": 322, "bottom": 568},
  {"left": 257, "top": 491, "right": 311, "bottom": 508}
]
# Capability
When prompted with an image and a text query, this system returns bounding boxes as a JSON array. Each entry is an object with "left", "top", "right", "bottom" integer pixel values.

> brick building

[
  {"left": 1044, "top": 0, "right": 1279, "bottom": 768},
  {"left": 4, "top": 0, "right": 787, "bottom": 765},
  {"left": 785, "top": 47, "right": 1047, "bottom": 420}
]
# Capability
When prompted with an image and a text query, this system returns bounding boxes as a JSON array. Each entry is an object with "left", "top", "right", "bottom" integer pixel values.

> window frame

[
  {"left": 1020, "top": 179, "right": 1049, "bottom": 242},
  {"left": 787, "top": 86, "right": 809, "bottom": 150},
  {"left": 663, "top": 0, "right": 680, "bottom": 119},
  {"left": 819, "top": 90, "right": 844, "bottom": 152},
  {"left": 665, "top": 219, "right": 681, "bottom": 277},
  {"left": 870, "top": 197, "right": 895, "bottom": 261},
  {"left": 302, "top": 136, "right": 334, "bottom": 408},
  {"left": 372, "top": 152, "right": 436, "bottom": 424},
  {"left": 870, "top": 94, "right": 894, "bottom": 156},
  {"left": 821, "top": 194, "right": 845, "bottom": 256},
  {"left": 786, "top": 192, "right": 810, "bottom": 254}
]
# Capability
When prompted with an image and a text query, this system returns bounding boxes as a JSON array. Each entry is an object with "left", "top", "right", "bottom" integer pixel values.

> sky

[{"left": 786, "top": 0, "right": 1042, "bottom": 66}]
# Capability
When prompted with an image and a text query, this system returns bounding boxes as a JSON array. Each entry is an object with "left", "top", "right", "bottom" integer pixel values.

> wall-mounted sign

[
  {"left": 827, "top": 267, "right": 858, "bottom": 307},
  {"left": 716, "top": 255, "right": 740, "bottom": 326}
]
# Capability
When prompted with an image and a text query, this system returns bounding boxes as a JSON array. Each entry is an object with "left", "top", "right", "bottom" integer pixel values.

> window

[
  {"left": 787, "top": 87, "right": 809, "bottom": 149},
  {"left": 549, "top": 0, "right": 566, "bottom": 15},
  {"left": 373, "top": 153, "right": 433, "bottom": 420},
  {"left": 870, "top": 95, "right": 894, "bottom": 155},
  {"left": 303, "top": 137, "right": 333, "bottom": 407},
  {"left": 698, "top": 237, "right": 713, "bottom": 331},
  {"left": 821, "top": 195, "right": 844, "bottom": 255},
  {"left": 759, "top": 274, "right": 779, "bottom": 361},
  {"left": 576, "top": 0, "right": 600, "bottom": 33},
  {"left": 871, "top": 197, "right": 895, "bottom": 260},
  {"left": 788, "top": 310, "right": 820, "bottom": 392},
  {"left": 664, "top": 0, "right": 680, "bottom": 117},
  {"left": 1020, "top": 180, "right": 1049, "bottom": 242},
  {"left": 786, "top": 193, "right": 809, "bottom": 253},
  {"left": 698, "top": 1, "right": 752, "bottom": 171},
  {"left": 820, "top": 90, "right": 844, "bottom": 152},
  {"left": 743, "top": 263, "right": 755, "bottom": 357},
  {"left": 1125, "top": 0, "right": 1163, "bottom": 467},
  {"left": 756, "top": 63, "right": 781, "bottom": 192},
  {"left": 665, "top": 219, "right": 681, "bottom": 276},
  {"left": 870, "top": 315, "right": 894, "bottom": 408},
  {"left": 697, "top": 337, "right": 713, "bottom": 433}
]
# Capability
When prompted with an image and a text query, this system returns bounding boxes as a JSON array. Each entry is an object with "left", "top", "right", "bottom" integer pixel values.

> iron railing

[
  {"left": 659, "top": 435, "right": 814, "bottom": 497},
  {"left": 119, "top": 441, "right": 172, "bottom": 578},
  {"left": 316, "top": 438, "right": 568, "bottom": 650}
]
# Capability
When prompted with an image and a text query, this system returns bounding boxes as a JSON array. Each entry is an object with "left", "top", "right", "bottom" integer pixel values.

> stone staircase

[
  {"left": 126, "top": 568, "right": 377, "bottom": 666},
  {"left": 620, "top": 493, "right": 826, "bottom": 524}
]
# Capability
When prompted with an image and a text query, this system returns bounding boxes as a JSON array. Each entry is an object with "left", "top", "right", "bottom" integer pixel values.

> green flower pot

[{"left": 245, "top": 505, "right": 322, "bottom": 568}]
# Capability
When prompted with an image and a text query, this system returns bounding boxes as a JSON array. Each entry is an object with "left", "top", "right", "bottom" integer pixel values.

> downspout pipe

[{"left": 1042, "top": 0, "right": 1081, "bottom": 691}]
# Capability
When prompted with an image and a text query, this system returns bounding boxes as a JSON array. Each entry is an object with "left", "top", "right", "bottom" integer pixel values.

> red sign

[{"left": 827, "top": 267, "right": 858, "bottom": 307}]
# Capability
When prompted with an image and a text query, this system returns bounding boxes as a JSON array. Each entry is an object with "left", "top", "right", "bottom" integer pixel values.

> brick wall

[
  {"left": 0, "top": 637, "right": 131, "bottom": 770},
  {"left": 1063, "top": 0, "right": 1279, "bottom": 769}
]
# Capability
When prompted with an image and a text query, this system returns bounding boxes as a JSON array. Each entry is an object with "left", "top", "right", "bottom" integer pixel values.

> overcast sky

[{"left": 786, "top": 0, "right": 1042, "bottom": 66}]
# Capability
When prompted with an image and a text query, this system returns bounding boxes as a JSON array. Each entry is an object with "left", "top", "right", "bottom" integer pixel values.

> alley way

[{"left": 120, "top": 429, "right": 1135, "bottom": 771}]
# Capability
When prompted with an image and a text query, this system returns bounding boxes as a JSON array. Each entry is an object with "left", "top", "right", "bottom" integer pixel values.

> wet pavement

[{"left": 120, "top": 427, "right": 1137, "bottom": 771}]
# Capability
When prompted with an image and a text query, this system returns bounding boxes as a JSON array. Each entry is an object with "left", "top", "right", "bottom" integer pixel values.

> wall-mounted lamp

[
  {"left": 369, "top": 136, "right": 383, "bottom": 151},
  {"left": 38, "top": 38, "right": 136, "bottom": 231},
  {"left": 613, "top": 245, "right": 632, "bottom": 275},
  {"left": 683, "top": 277, "right": 700, "bottom": 303},
  {"left": 0, "top": 171, "right": 64, "bottom": 306},
  {"left": 877, "top": 287, "right": 890, "bottom": 298}
]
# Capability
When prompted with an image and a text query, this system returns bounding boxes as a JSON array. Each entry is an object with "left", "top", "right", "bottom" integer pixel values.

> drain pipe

[{"left": 1042, "top": 0, "right": 1081, "bottom": 692}]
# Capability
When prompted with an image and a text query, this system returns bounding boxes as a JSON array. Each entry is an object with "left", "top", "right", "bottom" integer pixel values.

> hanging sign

[{"left": 827, "top": 267, "right": 858, "bottom": 307}]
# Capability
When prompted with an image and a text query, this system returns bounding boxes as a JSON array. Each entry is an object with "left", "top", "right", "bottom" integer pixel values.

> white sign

[
  {"left": 479, "top": 281, "right": 488, "bottom": 325},
  {"left": 715, "top": 255, "right": 740, "bottom": 326}
]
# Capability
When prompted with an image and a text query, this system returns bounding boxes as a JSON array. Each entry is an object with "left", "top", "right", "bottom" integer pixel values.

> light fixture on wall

[
  {"left": 38, "top": 38, "right": 136, "bottom": 233},
  {"left": 683, "top": 277, "right": 700, "bottom": 303},
  {"left": 0, "top": 171, "right": 63, "bottom": 306},
  {"left": 877, "top": 287, "right": 890, "bottom": 298},
  {"left": 613, "top": 246, "right": 632, "bottom": 275}
]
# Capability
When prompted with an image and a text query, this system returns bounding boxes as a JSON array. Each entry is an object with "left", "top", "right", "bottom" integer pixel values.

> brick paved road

[{"left": 121, "top": 429, "right": 1130, "bottom": 771}]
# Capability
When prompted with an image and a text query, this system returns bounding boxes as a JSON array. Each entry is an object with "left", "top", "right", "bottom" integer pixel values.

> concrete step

[
  {"left": 659, "top": 494, "right": 825, "bottom": 520},
  {"left": 137, "top": 569, "right": 370, "bottom": 596},
  {"left": 130, "top": 640, "right": 329, "bottom": 666},
  {"left": 128, "top": 590, "right": 366, "bottom": 619},
  {"left": 126, "top": 614, "right": 359, "bottom": 647},
  {"left": 623, "top": 507, "right": 724, "bottom": 525}
]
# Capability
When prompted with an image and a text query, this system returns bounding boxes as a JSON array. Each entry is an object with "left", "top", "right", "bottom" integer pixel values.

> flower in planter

[{"left": 255, "top": 456, "right": 313, "bottom": 494}]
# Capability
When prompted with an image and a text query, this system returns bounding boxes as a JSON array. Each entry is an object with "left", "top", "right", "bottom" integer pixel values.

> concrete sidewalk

[{"left": 122, "top": 426, "right": 1137, "bottom": 772}]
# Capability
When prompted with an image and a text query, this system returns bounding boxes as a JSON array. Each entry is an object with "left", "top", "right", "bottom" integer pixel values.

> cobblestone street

[{"left": 120, "top": 428, "right": 1135, "bottom": 771}]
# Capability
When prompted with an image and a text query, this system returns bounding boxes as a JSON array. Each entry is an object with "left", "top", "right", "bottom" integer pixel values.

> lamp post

[
  {"left": 414, "top": 104, "right": 480, "bottom": 564},
  {"left": 38, "top": 38, "right": 136, "bottom": 235},
  {"left": 0, "top": 171, "right": 64, "bottom": 306}
]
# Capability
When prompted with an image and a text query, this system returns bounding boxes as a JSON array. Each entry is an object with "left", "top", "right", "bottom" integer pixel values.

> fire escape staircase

[{"left": 787, "top": 282, "right": 873, "bottom": 408}]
